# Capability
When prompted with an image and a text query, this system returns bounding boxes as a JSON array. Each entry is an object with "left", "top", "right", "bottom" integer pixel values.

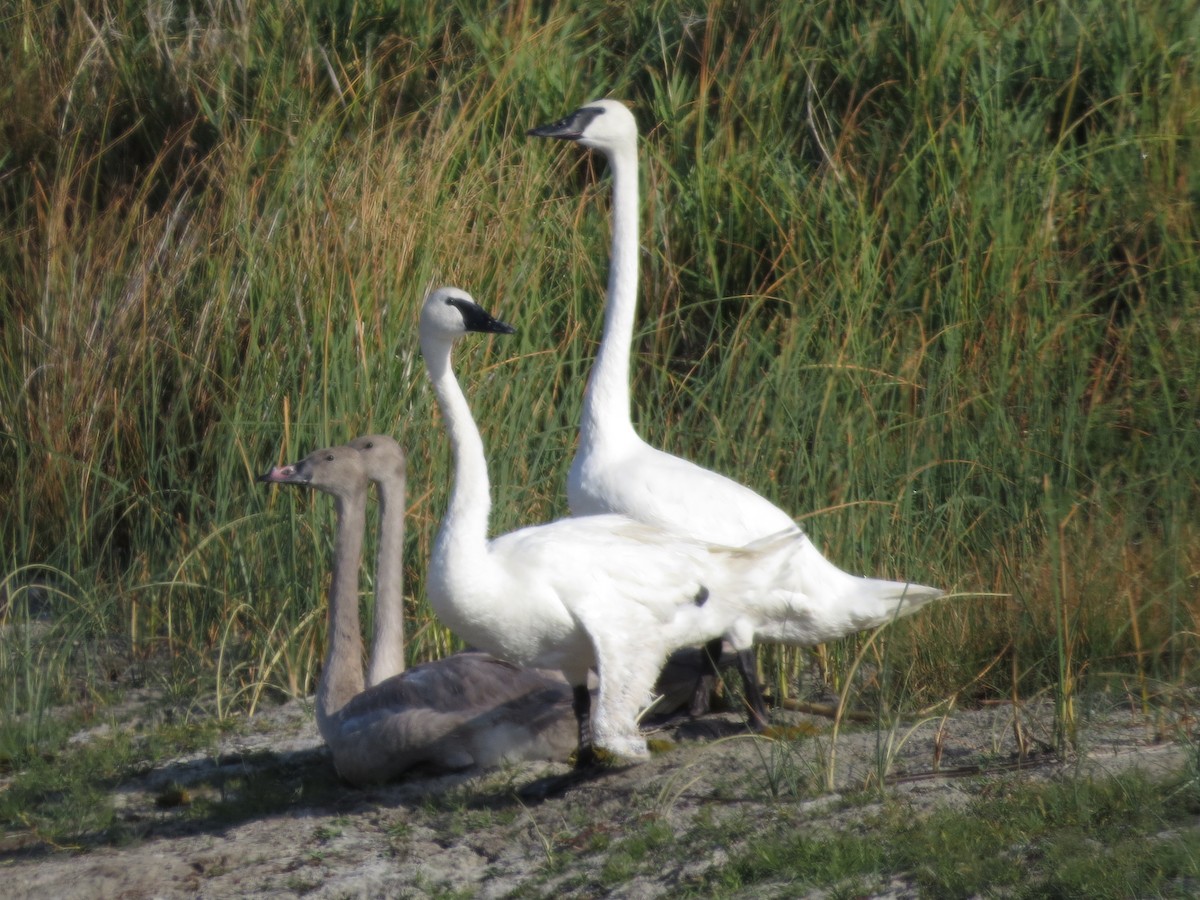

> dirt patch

[{"left": 2, "top": 693, "right": 1192, "bottom": 899}]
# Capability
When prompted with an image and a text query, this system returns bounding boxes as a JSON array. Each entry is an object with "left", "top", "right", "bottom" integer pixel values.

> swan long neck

[
  {"left": 318, "top": 490, "right": 367, "bottom": 729},
  {"left": 365, "top": 471, "right": 406, "bottom": 685},
  {"left": 581, "top": 142, "right": 641, "bottom": 447},
  {"left": 423, "top": 334, "right": 492, "bottom": 564}
]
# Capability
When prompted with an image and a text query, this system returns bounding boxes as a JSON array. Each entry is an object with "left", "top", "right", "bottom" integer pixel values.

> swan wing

[
  {"left": 490, "top": 514, "right": 718, "bottom": 623},
  {"left": 328, "top": 654, "right": 577, "bottom": 784},
  {"left": 571, "top": 441, "right": 798, "bottom": 545},
  {"left": 361, "top": 651, "right": 567, "bottom": 710}
]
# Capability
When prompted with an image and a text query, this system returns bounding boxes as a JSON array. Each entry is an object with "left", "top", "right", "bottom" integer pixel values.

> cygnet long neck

[
  {"left": 318, "top": 489, "right": 367, "bottom": 733},
  {"left": 581, "top": 141, "right": 641, "bottom": 448},
  {"left": 365, "top": 468, "right": 406, "bottom": 686}
]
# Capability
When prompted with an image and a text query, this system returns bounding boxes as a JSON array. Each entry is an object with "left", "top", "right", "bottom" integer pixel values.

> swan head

[
  {"left": 258, "top": 445, "right": 366, "bottom": 500},
  {"left": 347, "top": 434, "right": 406, "bottom": 484},
  {"left": 420, "top": 287, "right": 516, "bottom": 344},
  {"left": 528, "top": 98, "right": 637, "bottom": 154}
]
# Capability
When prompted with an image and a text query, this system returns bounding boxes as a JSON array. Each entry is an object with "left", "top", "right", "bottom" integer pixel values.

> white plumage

[
  {"left": 529, "top": 99, "right": 945, "bottom": 724},
  {"left": 418, "top": 286, "right": 814, "bottom": 761}
]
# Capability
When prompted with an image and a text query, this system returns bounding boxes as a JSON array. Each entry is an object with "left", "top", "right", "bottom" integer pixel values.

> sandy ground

[{"left": 1, "top": 690, "right": 1191, "bottom": 899}]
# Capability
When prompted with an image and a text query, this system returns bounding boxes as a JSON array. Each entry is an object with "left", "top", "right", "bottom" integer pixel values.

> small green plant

[
  {"left": 747, "top": 732, "right": 817, "bottom": 801},
  {"left": 313, "top": 818, "right": 346, "bottom": 841},
  {"left": 598, "top": 816, "right": 676, "bottom": 888}
]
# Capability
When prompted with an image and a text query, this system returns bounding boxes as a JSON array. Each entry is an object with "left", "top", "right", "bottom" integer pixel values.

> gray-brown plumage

[
  {"left": 349, "top": 434, "right": 408, "bottom": 687},
  {"left": 259, "top": 443, "right": 579, "bottom": 785}
]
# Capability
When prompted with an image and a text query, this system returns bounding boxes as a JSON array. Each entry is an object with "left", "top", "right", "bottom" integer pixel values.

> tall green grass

[{"left": 1, "top": 0, "right": 1197, "bottom": 739}]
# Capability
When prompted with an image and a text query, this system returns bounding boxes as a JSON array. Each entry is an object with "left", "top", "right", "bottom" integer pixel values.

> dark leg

[
  {"left": 736, "top": 648, "right": 770, "bottom": 733},
  {"left": 572, "top": 684, "right": 596, "bottom": 768},
  {"left": 516, "top": 684, "right": 609, "bottom": 802},
  {"left": 688, "top": 637, "right": 724, "bottom": 717}
]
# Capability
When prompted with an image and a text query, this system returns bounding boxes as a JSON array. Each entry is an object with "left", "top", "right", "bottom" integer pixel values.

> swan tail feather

[{"left": 843, "top": 576, "right": 945, "bottom": 628}]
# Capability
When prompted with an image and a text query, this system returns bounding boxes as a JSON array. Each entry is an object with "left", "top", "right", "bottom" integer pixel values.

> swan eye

[
  {"left": 364, "top": 441, "right": 374, "bottom": 449},
  {"left": 326, "top": 454, "right": 335, "bottom": 461}
]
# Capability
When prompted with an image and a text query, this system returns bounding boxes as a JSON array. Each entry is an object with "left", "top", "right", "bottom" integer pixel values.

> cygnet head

[
  {"left": 258, "top": 445, "right": 366, "bottom": 500},
  {"left": 346, "top": 434, "right": 405, "bottom": 482},
  {"left": 527, "top": 98, "right": 637, "bottom": 154},
  {"left": 420, "top": 287, "right": 516, "bottom": 345}
]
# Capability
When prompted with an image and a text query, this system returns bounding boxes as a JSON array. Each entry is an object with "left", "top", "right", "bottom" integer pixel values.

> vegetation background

[{"left": 2, "top": 0, "right": 1198, "bottom": 768}]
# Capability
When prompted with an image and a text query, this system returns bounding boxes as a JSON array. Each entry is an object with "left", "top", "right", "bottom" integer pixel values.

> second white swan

[{"left": 529, "top": 99, "right": 945, "bottom": 727}]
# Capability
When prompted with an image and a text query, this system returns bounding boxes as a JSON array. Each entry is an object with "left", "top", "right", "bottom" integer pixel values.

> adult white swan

[
  {"left": 259, "top": 442, "right": 580, "bottom": 783},
  {"left": 348, "top": 433, "right": 720, "bottom": 732},
  {"left": 529, "top": 100, "right": 944, "bottom": 727},
  {"left": 417, "top": 285, "right": 819, "bottom": 763}
]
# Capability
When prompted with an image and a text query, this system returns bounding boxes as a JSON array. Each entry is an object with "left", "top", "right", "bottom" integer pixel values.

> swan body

[
  {"left": 259, "top": 443, "right": 579, "bottom": 784},
  {"left": 529, "top": 100, "right": 945, "bottom": 724},
  {"left": 312, "top": 650, "right": 578, "bottom": 785},
  {"left": 348, "top": 434, "right": 715, "bottom": 729},
  {"left": 418, "top": 286, "right": 816, "bottom": 761}
]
